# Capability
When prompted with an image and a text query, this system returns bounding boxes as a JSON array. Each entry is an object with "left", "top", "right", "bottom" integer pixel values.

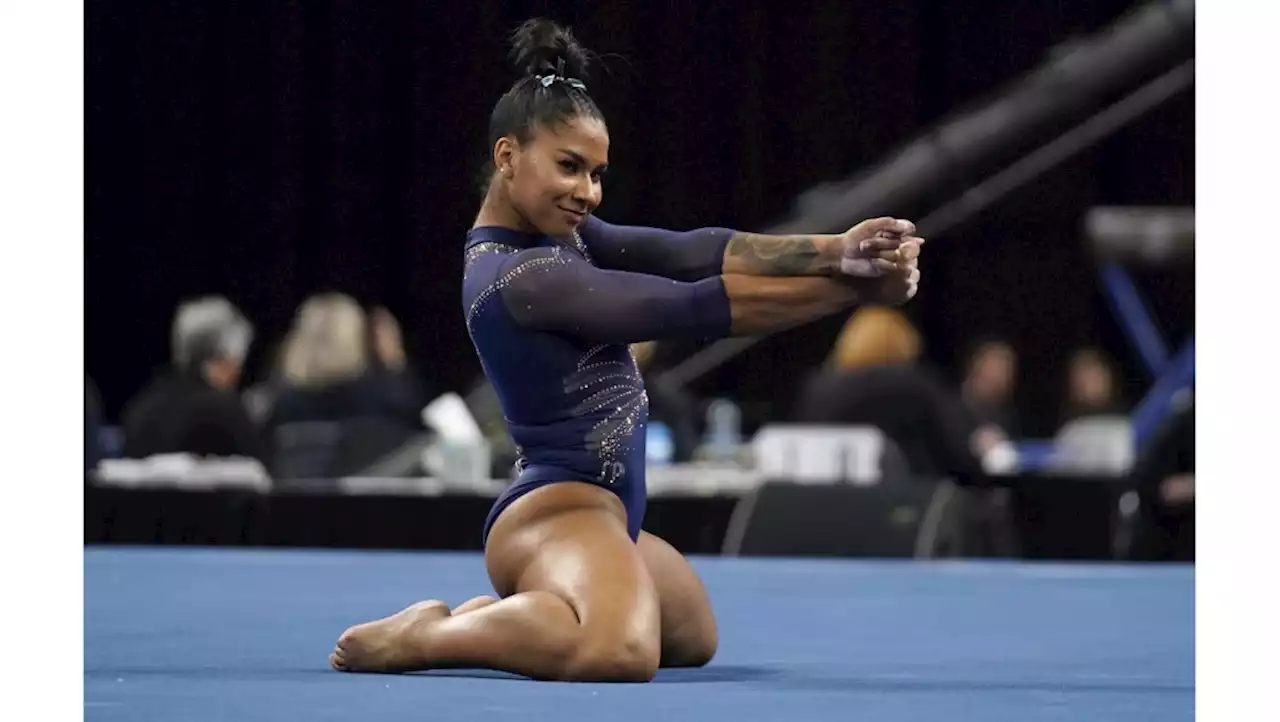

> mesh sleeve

[
  {"left": 499, "top": 246, "right": 732, "bottom": 344},
  {"left": 579, "top": 215, "right": 732, "bottom": 282}
]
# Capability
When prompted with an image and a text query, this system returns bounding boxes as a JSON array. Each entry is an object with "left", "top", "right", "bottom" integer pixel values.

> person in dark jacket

[
  {"left": 1059, "top": 347, "right": 1128, "bottom": 426},
  {"left": 793, "top": 306, "right": 989, "bottom": 486},
  {"left": 121, "top": 296, "right": 262, "bottom": 460},
  {"left": 264, "top": 295, "right": 428, "bottom": 478},
  {"left": 793, "top": 307, "right": 1016, "bottom": 557},
  {"left": 1130, "top": 398, "right": 1194, "bottom": 561},
  {"left": 86, "top": 377, "right": 105, "bottom": 474},
  {"left": 960, "top": 338, "right": 1021, "bottom": 439},
  {"left": 266, "top": 295, "right": 427, "bottom": 429}
]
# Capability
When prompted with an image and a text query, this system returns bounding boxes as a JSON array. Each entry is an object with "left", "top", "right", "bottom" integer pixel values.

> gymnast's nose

[{"left": 571, "top": 173, "right": 601, "bottom": 212}]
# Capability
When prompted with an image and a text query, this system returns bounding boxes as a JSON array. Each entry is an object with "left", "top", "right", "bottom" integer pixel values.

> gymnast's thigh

[
  {"left": 484, "top": 481, "right": 662, "bottom": 651},
  {"left": 637, "top": 530, "right": 719, "bottom": 667}
]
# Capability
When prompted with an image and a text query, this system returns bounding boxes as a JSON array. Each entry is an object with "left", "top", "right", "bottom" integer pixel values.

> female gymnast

[{"left": 330, "top": 18, "right": 924, "bottom": 682}]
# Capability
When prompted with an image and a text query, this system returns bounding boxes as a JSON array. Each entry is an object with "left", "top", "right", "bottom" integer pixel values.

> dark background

[{"left": 86, "top": 0, "right": 1193, "bottom": 437}]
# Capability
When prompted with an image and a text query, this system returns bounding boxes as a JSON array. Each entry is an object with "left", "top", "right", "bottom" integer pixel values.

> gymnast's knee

[
  {"left": 685, "top": 625, "right": 719, "bottom": 668},
  {"left": 665, "top": 620, "right": 718, "bottom": 668},
  {"left": 562, "top": 631, "right": 661, "bottom": 682}
]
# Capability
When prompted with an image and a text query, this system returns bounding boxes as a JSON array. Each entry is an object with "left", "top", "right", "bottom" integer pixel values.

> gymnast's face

[{"left": 497, "top": 115, "right": 609, "bottom": 238}]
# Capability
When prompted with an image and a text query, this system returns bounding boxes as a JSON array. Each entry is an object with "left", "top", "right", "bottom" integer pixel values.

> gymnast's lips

[{"left": 559, "top": 207, "right": 586, "bottom": 224}]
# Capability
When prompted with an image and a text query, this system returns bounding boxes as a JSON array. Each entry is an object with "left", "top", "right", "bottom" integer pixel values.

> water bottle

[
  {"left": 703, "top": 398, "right": 742, "bottom": 463},
  {"left": 646, "top": 422, "right": 674, "bottom": 466}
]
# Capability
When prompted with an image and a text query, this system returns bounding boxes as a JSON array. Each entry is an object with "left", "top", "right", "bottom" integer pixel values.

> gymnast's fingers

[
  {"left": 871, "top": 258, "right": 899, "bottom": 274},
  {"left": 897, "top": 239, "right": 923, "bottom": 262},
  {"left": 876, "top": 243, "right": 922, "bottom": 265},
  {"left": 858, "top": 235, "right": 904, "bottom": 253},
  {"left": 852, "top": 217, "right": 915, "bottom": 240},
  {"left": 902, "top": 267, "right": 921, "bottom": 301}
]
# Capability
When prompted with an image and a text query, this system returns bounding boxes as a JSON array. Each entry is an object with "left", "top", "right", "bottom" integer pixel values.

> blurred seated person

[
  {"left": 792, "top": 307, "right": 990, "bottom": 486},
  {"left": 266, "top": 294, "right": 427, "bottom": 430},
  {"left": 121, "top": 296, "right": 262, "bottom": 459},
  {"left": 1059, "top": 347, "right": 1127, "bottom": 426},
  {"left": 265, "top": 295, "right": 431, "bottom": 478},
  {"left": 960, "top": 338, "right": 1021, "bottom": 442},
  {"left": 86, "top": 376, "right": 104, "bottom": 475},
  {"left": 631, "top": 341, "right": 700, "bottom": 462},
  {"left": 368, "top": 305, "right": 438, "bottom": 403},
  {"left": 241, "top": 339, "right": 284, "bottom": 425},
  {"left": 1130, "top": 398, "right": 1194, "bottom": 561}
]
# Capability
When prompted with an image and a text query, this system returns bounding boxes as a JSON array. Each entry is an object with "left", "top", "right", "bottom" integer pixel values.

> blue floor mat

[{"left": 85, "top": 547, "right": 1193, "bottom": 721}]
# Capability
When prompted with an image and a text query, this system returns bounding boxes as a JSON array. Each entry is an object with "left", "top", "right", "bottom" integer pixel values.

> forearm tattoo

[{"left": 725, "top": 233, "right": 830, "bottom": 276}]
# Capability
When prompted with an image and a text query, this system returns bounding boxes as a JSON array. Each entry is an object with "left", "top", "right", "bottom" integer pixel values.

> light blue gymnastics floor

[{"left": 85, "top": 547, "right": 1193, "bottom": 721}]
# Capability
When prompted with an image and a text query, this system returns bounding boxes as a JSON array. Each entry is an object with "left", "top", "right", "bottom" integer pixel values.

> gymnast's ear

[{"left": 493, "top": 136, "right": 520, "bottom": 179}]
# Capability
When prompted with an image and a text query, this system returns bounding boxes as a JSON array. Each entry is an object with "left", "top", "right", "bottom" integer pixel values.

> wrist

[{"left": 814, "top": 235, "right": 845, "bottom": 275}]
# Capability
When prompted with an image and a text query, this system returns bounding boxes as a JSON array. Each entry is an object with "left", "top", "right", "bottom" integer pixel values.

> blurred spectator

[
  {"left": 266, "top": 295, "right": 426, "bottom": 431},
  {"left": 263, "top": 295, "right": 430, "bottom": 479},
  {"left": 632, "top": 342, "right": 700, "bottom": 463},
  {"left": 960, "top": 339, "right": 1020, "bottom": 444},
  {"left": 86, "top": 376, "right": 104, "bottom": 474},
  {"left": 1060, "top": 347, "right": 1126, "bottom": 425},
  {"left": 792, "top": 307, "right": 988, "bottom": 486},
  {"left": 241, "top": 338, "right": 284, "bottom": 425},
  {"left": 792, "top": 308, "right": 1017, "bottom": 557},
  {"left": 367, "top": 304, "right": 440, "bottom": 413},
  {"left": 1130, "top": 399, "right": 1194, "bottom": 561},
  {"left": 121, "top": 296, "right": 262, "bottom": 459}
]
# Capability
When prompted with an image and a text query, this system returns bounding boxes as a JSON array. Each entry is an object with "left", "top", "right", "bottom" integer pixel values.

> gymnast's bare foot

[{"left": 330, "top": 600, "right": 450, "bottom": 673}]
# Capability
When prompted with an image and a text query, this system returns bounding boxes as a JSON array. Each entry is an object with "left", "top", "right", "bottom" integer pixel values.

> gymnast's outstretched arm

[
  {"left": 579, "top": 215, "right": 914, "bottom": 280},
  {"left": 500, "top": 246, "right": 913, "bottom": 345}
]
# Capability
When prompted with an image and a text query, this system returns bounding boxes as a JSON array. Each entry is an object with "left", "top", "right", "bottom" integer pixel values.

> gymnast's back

[{"left": 461, "top": 217, "right": 732, "bottom": 540}]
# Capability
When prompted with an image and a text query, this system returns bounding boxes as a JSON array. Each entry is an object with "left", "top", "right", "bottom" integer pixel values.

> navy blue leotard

[{"left": 462, "top": 215, "right": 735, "bottom": 542}]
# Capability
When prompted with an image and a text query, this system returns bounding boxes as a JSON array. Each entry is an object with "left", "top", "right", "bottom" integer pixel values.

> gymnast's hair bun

[{"left": 508, "top": 18, "right": 592, "bottom": 80}]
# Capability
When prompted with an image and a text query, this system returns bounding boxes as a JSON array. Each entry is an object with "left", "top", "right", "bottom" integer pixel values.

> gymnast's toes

[
  {"left": 329, "top": 649, "right": 347, "bottom": 671},
  {"left": 330, "top": 600, "right": 449, "bottom": 673}
]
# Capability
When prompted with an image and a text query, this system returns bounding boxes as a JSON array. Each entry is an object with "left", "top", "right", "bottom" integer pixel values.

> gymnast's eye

[{"left": 559, "top": 159, "right": 579, "bottom": 173}]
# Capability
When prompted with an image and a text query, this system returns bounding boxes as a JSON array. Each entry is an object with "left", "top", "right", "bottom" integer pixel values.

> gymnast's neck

[{"left": 473, "top": 176, "right": 545, "bottom": 236}]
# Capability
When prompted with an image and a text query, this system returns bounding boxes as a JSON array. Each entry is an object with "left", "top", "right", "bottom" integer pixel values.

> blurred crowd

[
  {"left": 86, "top": 294, "right": 435, "bottom": 480},
  {"left": 787, "top": 307, "right": 1193, "bottom": 561},
  {"left": 793, "top": 309, "right": 1131, "bottom": 477},
  {"left": 85, "top": 296, "right": 1193, "bottom": 561}
]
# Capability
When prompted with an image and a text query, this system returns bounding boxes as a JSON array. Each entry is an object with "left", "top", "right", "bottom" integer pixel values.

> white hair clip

[
  {"left": 536, "top": 57, "right": 587, "bottom": 92},
  {"left": 537, "top": 73, "right": 587, "bottom": 92}
]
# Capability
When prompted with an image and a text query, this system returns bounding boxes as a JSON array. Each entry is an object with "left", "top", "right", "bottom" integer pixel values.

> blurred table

[
  {"left": 1001, "top": 472, "right": 1132, "bottom": 560},
  {"left": 84, "top": 481, "right": 738, "bottom": 554},
  {"left": 85, "top": 461, "right": 1134, "bottom": 559}
]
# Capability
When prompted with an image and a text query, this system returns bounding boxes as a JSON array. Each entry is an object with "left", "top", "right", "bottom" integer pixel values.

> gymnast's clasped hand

[{"left": 836, "top": 217, "right": 924, "bottom": 305}]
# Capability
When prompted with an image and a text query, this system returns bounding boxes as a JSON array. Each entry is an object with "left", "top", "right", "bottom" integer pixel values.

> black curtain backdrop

[{"left": 86, "top": 0, "right": 1193, "bottom": 436}]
